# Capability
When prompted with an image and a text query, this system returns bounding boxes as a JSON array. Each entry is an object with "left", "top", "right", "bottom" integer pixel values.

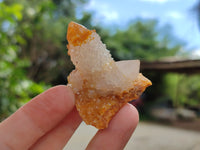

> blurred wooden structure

[{"left": 141, "top": 59, "right": 200, "bottom": 74}]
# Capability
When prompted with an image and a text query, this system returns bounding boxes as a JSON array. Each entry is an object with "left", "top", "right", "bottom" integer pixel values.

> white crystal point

[{"left": 116, "top": 60, "right": 140, "bottom": 82}]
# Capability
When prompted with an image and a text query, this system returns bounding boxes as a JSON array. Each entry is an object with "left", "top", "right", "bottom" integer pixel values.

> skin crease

[{"left": 0, "top": 85, "right": 139, "bottom": 150}]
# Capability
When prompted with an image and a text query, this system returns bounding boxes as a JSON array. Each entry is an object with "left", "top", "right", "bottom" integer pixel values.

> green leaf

[{"left": 11, "top": 4, "right": 23, "bottom": 20}]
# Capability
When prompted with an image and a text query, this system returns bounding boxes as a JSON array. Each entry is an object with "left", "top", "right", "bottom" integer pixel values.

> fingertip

[
  {"left": 86, "top": 103, "right": 139, "bottom": 150},
  {"left": 124, "top": 103, "right": 139, "bottom": 127},
  {"left": 43, "top": 85, "right": 75, "bottom": 105},
  {"left": 65, "top": 85, "right": 75, "bottom": 103},
  {"left": 108, "top": 103, "right": 139, "bottom": 132}
]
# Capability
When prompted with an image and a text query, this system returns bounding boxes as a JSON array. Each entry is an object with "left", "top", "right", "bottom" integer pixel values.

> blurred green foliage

[
  {"left": 104, "top": 21, "right": 181, "bottom": 61},
  {"left": 164, "top": 74, "right": 200, "bottom": 107},
  {"left": 0, "top": 2, "right": 50, "bottom": 120},
  {"left": 0, "top": 0, "right": 200, "bottom": 120},
  {"left": 3, "top": 0, "right": 86, "bottom": 84}
]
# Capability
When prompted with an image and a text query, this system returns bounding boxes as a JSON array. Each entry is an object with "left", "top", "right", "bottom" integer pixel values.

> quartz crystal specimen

[{"left": 67, "top": 22, "right": 152, "bottom": 129}]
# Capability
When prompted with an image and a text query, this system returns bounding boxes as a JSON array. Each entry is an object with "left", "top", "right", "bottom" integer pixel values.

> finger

[
  {"left": 86, "top": 104, "right": 139, "bottom": 150},
  {"left": 0, "top": 85, "right": 75, "bottom": 150},
  {"left": 30, "top": 107, "right": 82, "bottom": 150}
]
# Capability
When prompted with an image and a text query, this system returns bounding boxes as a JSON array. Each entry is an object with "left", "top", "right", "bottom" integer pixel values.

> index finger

[{"left": 0, "top": 85, "right": 75, "bottom": 150}]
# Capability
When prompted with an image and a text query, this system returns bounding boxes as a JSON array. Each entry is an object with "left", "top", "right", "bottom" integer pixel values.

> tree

[
  {"left": 0, "top": 2, "right": 50, "bottom": 120},
  {"left": 3, "top": 0, "right": 89, "bottom": 84},
  {"left": 104, "top": 20, "right": 181, "bottom": 61}
]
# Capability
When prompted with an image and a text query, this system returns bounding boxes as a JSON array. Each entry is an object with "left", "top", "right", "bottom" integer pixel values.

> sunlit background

[{"left": 0, "top": 0, "right": 200, "bottom": 149}]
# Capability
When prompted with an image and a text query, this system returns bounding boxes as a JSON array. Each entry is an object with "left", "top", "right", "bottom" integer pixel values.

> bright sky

[{"left": 83, "top": 0, "right": 200, "bottom": 55}]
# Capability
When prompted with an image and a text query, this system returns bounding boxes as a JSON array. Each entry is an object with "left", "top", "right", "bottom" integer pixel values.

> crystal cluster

[{"left": 67, "top": 22, "right": 152, "bottom": 129}]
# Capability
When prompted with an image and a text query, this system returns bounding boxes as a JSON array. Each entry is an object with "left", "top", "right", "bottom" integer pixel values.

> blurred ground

[{"left": 64, "top": 122, "right": 200, "bottom": 150}]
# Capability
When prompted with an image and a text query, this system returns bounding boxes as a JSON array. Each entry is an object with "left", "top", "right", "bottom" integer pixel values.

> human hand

[{"left": 0, "top": 85, "right": 139, "bottom": 150}]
